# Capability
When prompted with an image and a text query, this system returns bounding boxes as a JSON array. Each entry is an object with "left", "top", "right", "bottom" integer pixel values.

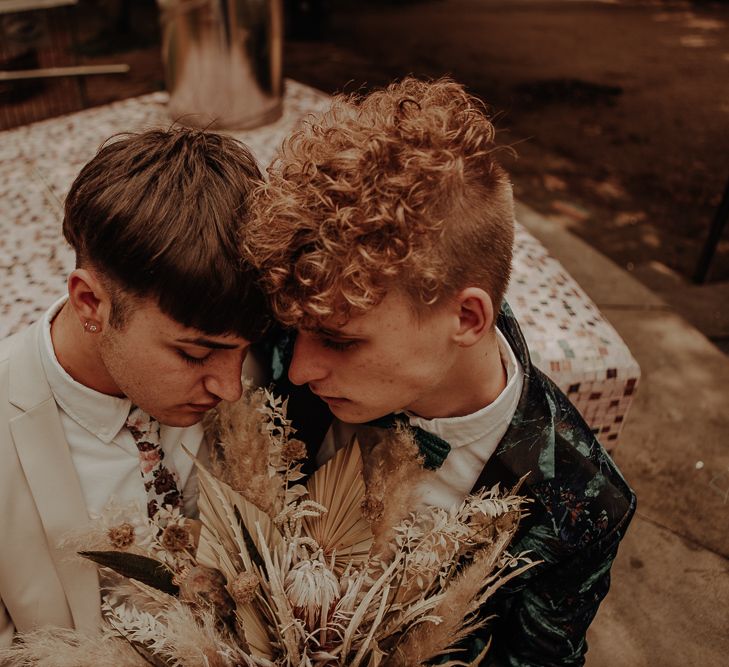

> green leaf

[{"left": 79, "top": 550, "right": 179, "bottom": 596}]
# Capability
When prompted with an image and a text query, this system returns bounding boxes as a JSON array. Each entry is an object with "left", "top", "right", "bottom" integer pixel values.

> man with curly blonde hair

[{"left": 245, "top": 78, "right": 635, "bottom": 666}]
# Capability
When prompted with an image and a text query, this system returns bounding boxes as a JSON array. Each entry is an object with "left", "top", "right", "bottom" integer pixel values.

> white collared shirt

[
  {"left": 38, "top": 297, "right": 203, "bottom": 519},
  {"left": 318, "top": 329, "right": 524, "bottom": 510}
]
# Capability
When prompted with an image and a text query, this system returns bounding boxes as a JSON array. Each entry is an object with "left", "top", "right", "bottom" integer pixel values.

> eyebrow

[
  {"left": 175, "top": 337, "right": 242, "bottom": 350},
  {"left": 312, "top": 326, "right": 361, "bottom": 339}
]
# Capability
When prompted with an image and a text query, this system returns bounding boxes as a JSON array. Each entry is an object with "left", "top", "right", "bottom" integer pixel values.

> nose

[
  {"left": 204, "top": 350, "right": 245, "bottom": 403},
  {"left": 288, "top": 333, "right": 329, "bottom": 387}
]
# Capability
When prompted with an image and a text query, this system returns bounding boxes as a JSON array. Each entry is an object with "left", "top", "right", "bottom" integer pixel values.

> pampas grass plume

[
  {"left": 383, "top": 531, "right": 517, "bottom": 667},
  {"left": 360, "top": 426, "right": 427, "bottom": 557},
  {"left": 0, "top": 628, "right": 144, "bottom": 666},
  {"left": 206, "top": 385, "right": 281, "bottom": 513},
  {"left": 154, "top": 601, "right": 245, "bottom": 667}
]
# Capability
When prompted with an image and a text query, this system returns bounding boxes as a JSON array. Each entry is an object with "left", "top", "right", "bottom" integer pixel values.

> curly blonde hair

[{"left": 244, "top": 77, "right": 514, "bottom": 327}]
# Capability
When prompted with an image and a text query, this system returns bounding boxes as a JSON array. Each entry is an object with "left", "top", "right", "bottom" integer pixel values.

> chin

[
  {"left": 328, "top": 403, "right": 379, "bottom": 424},
  {"left": 155, "top": 411, "right": 205, "bottom": 428}
]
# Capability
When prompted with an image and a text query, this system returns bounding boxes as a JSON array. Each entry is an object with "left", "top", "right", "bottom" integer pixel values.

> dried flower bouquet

[{"left": 1, "top": 387, "right": 535, "bottom": 667}]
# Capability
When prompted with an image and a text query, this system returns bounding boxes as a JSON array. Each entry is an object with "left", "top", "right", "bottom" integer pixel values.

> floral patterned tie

[{"left": 125, "top": 406, "right": 184, "bottom": 518}]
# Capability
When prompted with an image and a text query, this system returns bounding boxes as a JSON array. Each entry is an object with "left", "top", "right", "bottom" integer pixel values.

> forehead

[{"left": 315, "top": 291, "right": 423, "bottom": 336}]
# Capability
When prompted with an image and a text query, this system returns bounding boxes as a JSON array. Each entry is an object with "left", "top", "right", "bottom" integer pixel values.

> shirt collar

[
  {"left": 405, "top": 329, "right": 522, "bottom": 449},
  {"left": 38, "top": 296, "right": 131, "bottom": 443}
]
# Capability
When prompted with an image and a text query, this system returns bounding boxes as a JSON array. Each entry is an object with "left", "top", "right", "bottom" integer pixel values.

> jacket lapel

[
  {"left": 471, "top": 304, "right": 557, "bottom": 494},
  {"left": 8, "top": 322, "right": 101, "bottom": 632}
]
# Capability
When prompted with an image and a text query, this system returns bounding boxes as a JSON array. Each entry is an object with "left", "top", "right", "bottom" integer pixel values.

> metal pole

[{"left": 694, "top": 176, "right": 729, "bottom": 284}]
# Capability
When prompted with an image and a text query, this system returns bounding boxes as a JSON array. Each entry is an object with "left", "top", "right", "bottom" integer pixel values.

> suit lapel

[{"left": 8, "top": 322, "right": 101, "bottom": 632}]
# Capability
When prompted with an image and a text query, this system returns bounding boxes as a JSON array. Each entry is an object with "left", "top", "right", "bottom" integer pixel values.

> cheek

[
  {"left": 100, "top": 332, "right": 132, "bottom": 375},
  {"left": 129, "top": 352, "right": 173, "bottom": 382},
  {"left": 154, "top": 359, "right": 205, "bottom": 388},
  {"left": 351, "top": 350, "right": 399, "bottom": 380},
  {"left": 391, "top": 341, "right": 450, "bottom": 388},
  {"left": 360, "top": 355, "right": 420, "bottom": 393},
  {"left": 105, "top": 339, "right": 194, "bottom": 387}
]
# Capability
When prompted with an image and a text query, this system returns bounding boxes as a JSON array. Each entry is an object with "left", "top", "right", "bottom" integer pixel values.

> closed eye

[
  {"left": 177, "top": 349, "right": 211, "bottom": 366},
  {"left": 321, "top": 337, "right": 359, "bottom": 352}
]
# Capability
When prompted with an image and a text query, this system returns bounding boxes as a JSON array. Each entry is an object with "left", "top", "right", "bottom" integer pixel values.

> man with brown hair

[
  {"left": 245, "top": 78, "right": 636, "bottom": 666},
  {"left": 0, "top": 128, "right": 269, "bottom": 645}
]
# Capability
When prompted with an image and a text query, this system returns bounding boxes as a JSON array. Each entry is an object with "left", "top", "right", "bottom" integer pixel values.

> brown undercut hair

[
  {"left": 243, "top": 77, "right": 515, "bottom": 328},
  {"left": 63, "top": 128, "right": 270, "bottom": 340}
]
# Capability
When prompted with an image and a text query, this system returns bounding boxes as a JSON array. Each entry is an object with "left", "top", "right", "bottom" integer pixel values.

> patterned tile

[{"left": 507, "top": 226, "right": 640, "bottom": 449}]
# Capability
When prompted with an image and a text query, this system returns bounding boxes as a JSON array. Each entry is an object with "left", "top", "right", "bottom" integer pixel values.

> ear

[
  {"left": 451, "top": 287, "right": 495, "bottom": 347},
  {"left": 67, "top": 268, "right": 112, "bottom": 330}
]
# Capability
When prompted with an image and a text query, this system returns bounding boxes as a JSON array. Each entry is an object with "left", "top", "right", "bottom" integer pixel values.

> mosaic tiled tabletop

[{"left": 0, "top": 80, "right": 639, "bottom": 448}]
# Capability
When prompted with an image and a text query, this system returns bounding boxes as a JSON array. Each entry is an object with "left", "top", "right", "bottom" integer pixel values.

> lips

[
  {"left": 317, "top": 394, "right": 351, "bottom": 406},
  {"left": 188, "top": 401, "right": 220, "bottom": 411},
  {"left": 309, "top": 384, "right": 349, "bottom": 404}
]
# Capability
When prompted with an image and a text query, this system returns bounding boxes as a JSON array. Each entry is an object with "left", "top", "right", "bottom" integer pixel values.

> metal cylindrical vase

[{"left": 158, "top": 0, "right": 283, "bottom": 130}]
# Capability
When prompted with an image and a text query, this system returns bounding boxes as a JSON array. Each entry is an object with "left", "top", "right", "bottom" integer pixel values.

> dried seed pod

[
  {"left": 281, "top": 438, "right": 308, "bottom": 463},
  {"left": 229, "top": 571, "right": 260, "bottom": 605},
  {"left": 107, "top": 522, "right": 136, "bottom": 549},
  {"left": 161, "top": 524, "right": 191, "bottom": 552}
]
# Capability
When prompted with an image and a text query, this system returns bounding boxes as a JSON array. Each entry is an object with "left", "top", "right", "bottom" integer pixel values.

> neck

[
  {"left": 51, "top": 302, "right": 123, "bottom": 396},
  {"left": 408, "top": 330, "right": 507, "bottom": 419}
]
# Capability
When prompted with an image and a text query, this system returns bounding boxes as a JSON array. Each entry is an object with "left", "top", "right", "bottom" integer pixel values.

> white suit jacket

[{"left": 0, "top": 321, "right": 203, "bottom": 648}]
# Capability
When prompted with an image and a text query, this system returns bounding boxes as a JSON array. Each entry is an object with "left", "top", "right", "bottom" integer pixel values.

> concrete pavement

[{"left": 516, "top": 202, "right": 729, "bottom": 666}]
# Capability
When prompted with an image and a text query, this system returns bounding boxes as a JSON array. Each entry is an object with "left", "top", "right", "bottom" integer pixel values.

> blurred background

[{"left": 7, "top": 0, "right": 726, "bottom": 355}]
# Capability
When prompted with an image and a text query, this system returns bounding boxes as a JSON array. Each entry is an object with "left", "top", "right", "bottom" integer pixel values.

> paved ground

[{"left": 517, "top": 202, "right": 729, "bottom": 666}]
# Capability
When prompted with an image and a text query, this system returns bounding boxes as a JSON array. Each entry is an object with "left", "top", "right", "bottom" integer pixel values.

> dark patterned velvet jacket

[{"left": 269, "top": 305, "right": 637, "bottom": 667}]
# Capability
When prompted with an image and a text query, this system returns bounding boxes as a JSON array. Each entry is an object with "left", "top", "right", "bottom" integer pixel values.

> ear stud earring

[{"left": 84, "top": 321, "right": 99, "bottom": 333}]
